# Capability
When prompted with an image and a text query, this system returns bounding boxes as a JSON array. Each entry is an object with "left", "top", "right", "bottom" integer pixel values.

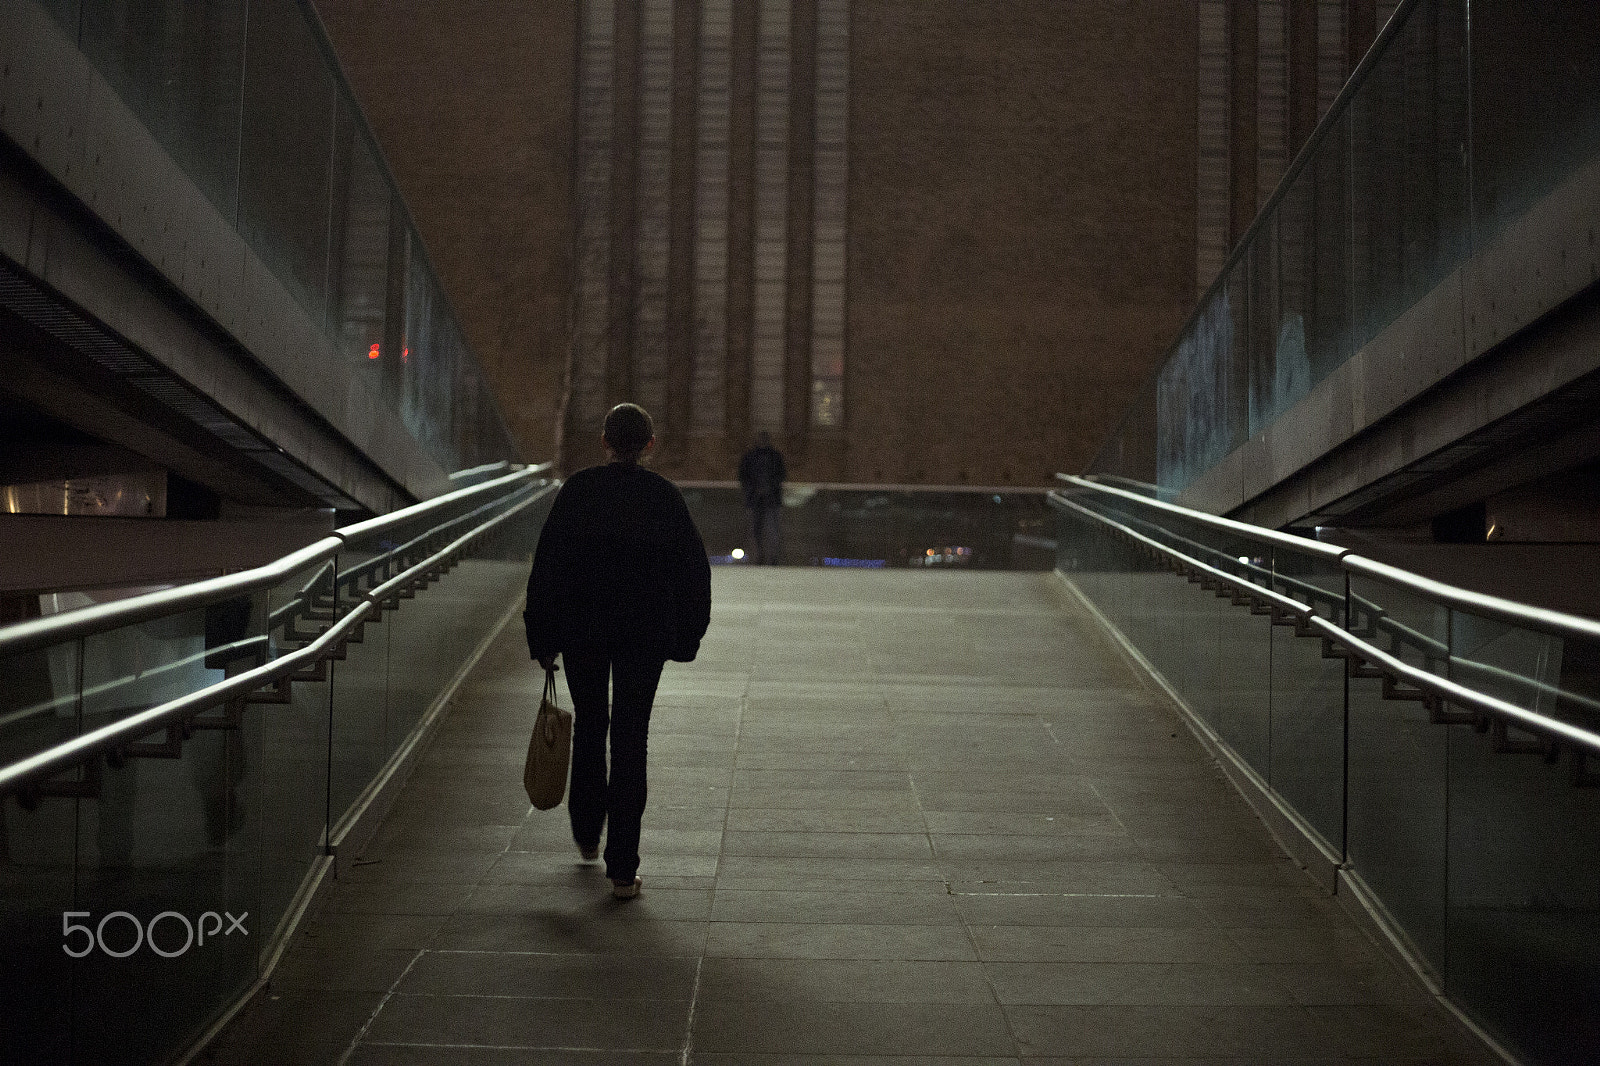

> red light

[
  {"left": 368, "top": 344, "right": 380, "bottom": 360},
  {"left": 402, "top": 346, "right": 409, "bottom": 362}
]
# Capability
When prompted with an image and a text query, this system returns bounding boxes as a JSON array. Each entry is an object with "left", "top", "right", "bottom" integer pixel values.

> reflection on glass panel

[
  {"left": 81, "top": 607, "right": 224, "bottom": 737},
  {"left": 1092, "top": 377, "right": 1159, "bottom": 486},
  {"left": 331, "top": 105, "right": 391, "bottom": 369},
  {"left": 1268, "top": 550, "right": 1345, "bottom": 850},
  {"left": 1347, "top": 0, "right": 1468, "bottom": 350},
  {"left": 1450, "top": 612, "right": 1568, "bottom": 733},
  {"left": 0, "top": 484, "right": 546, "bottom": 1065},
  {"left": 80, "top": 0, "right": 247, "bottom": 219},
  {"left": 401, "top": 234, "right": 435, "bottom": 457},
  {"left": 1469, "top": 0, "right": 1600, "bottom": 241},
  {"left": 1254, "top": 189, "right": 1304, "bottom": 435},
  {"left": 1345, "top": 575, "right": 1450, "bottom": 974},
  {"left": 0, "top": 785, "right": 74, "bottom": 1062},
  {"left": 1, "top": 642, "right": 81, "bottom": 772},
  {"left": 27, "top": 0, "right": 520, "bottom": 481},
  {"left": 1048, "top": 484, "right": 1600, "bottom": 1060},
  {"left": 238, "top": 0, "right": 335, "bottom": 322},
  {"left": 71, "top": 593, "right": 261, "bottom": 1065},
  {"left": 326, "top": 597, "right": 389, "bottom": 831},
  {"left": 0, "top": 639, "right": 77, "bottom": 1064},
  {"left": 1245, "top": 223, "right": 1280, "bottom": 437},
  {"left": 73, "top": 723, "right": 255, "bottom": 1065},
  {"left": 1156, "top": 267, "right": 1239, "bottom": 492},
  {"left": 1189, "top": 520, "right": 1269, "bottom": 776},
  {"left": 1444, "top": 609, "right": 1600, "bottom": 1064},
  {"left": 1445, "top": 624, "right": 1600, "bottom": 1064},
  {"left": 1306, "top": 110, "right": 1352, "bottom": 382}
]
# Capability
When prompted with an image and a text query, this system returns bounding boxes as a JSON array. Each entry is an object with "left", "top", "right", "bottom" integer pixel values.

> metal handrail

[
  {"left": 336, "top": 464, "right": 550, "bottom": 543},
  {"left": 1344, "top": 554, "right": 1600, "bottom": 646},
  {"left": 1, "top": 495, "right": 526, "bottom": 741},
  {"left": 1052, "top": 495, "right": 1320, "bottom": 623},
  {"left": 1093, "top": 502, "right": 1341, "bottom": 608},
  {"left": 1311, "top": 617, "right": 1600, "bottom": 758},
  {"left": 0, "top": 465, "right": 552, "bottom": 661},
  {"left": 0, "top": 604, "right": 370, "bottom": 798},
  {"left": 1057, "top": 474, "right": 1348, "bottom": 560},
  {"left": 335, "top": 489, "right": 522, "bottom": 597},
  {"left": 0, "top": 635, "right": 269, "bottom": 733},
  {"left": 0, "top": 477, "right": 555, "bottom": 798},
  {"left": 268, "top": 561, "right": 336, "bottom": 629},
  {"left": 0, "top": 537, "right": 344, "bottom": 661},
  {"left": 1053, "top": 484, "right": 1600, "bottom": 753},
  {"left": 1060, "top": 472, "right": 1600, "bottom": 644},
  {"left": 448, "top": 460, "right": 514, "bottom": 482}
]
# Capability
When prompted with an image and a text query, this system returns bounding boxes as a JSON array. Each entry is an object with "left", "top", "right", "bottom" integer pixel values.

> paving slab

[{"left": 205, "top": 569, "right": 1490, "bottom": 1064}]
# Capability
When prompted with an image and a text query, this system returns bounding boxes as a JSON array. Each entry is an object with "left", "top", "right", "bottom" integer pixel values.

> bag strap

[{"left": 539, "top": 668, "right": 561, "bottom": 744}]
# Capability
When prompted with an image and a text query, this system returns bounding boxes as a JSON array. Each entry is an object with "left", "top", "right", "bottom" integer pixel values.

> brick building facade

[{"left": 313, "top": 0, "right": 1383, "bottom": 485}]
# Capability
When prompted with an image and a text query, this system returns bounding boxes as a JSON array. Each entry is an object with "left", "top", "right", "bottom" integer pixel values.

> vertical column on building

[
  {"left": 633, "top": 0, "right": 674, "bottom": 419},
  {"left": 1375, "top": 1, "right": 1400, "bottom": 39},
  {"left": 1345, "top": 0, "right": 1376, "bottom": 73},
  {"left": 1287, "top": 0, "right": 1320, "bottom": 152},
  {"left": 572, "top": 0, "right": 848, "bottom": 472},
  {"left": 782, "top": 0, "right": 817, "bottom": 444},
  {"left": 1256, "top": 0, "right": 1287, "bottom": 206},
  {"left": 572, "top": 0, "right": 615, "bottom": 449},
  {"left": 666, "top": 0, "right": 701, "bottom": 446},
  {"left": 810, "top": 0, "right": 847, "bottom": 428},
  {"left": 725, "top": 0, "right": 758, "bottom": 449},
  {"left": 692, "top": 0, "right": 731, "bottom": 435},
  {"left": 1316, "top": 0, "right": 1347, "bottom": 118},
  {"left": 750, "top": 0, "right": 791, "bottom": 434},
  {"left": 1229, "top": 0, "right": 1259, "bottom": 246},
  {"left": 607, "top": 1, "right": 642, "bottom": 410},
  {"left": 1196, "top": 0, "right": 1232, "bottom": 293}
]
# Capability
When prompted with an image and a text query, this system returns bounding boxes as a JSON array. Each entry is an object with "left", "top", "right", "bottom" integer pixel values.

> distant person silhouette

[
  {"left": 524, "top": 403, "right": 712, "bottom": 899},
  {"left": 737, "top": 431, "right": 787, "bottom": 565}
]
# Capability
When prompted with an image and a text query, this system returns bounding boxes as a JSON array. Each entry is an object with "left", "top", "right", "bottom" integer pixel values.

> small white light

[
  {"left": 1239, "top": 556, "right": 1250, "bottom": 564},
  {"left": 731, "top": 548, "right": 746, "bottom": 560}
]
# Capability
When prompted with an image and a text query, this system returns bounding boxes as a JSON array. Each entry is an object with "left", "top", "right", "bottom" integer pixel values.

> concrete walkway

[{"left": 205, "top": 569, "right": 1495, "bottom": 1065}]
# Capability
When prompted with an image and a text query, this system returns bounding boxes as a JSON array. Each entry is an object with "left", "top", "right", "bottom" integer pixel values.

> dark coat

[
  {"left": 737, "top": 445, "right": 787, "bottom": 508},
  {"left": 524, "top": 461, "right": 712, "bottom": 664}
]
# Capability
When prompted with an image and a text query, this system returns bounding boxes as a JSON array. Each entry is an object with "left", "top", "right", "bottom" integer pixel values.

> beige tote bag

[{"left": 523, "top": 669, "right": 573, "bottom": 810}]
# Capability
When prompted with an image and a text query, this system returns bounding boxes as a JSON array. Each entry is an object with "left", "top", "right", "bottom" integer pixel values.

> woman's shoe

[
  {"left": 578, "top": 843, "right": 600, "bottom": 862},
  {"left": 612, "top": 876, "right": 642, "bottom": 900}
]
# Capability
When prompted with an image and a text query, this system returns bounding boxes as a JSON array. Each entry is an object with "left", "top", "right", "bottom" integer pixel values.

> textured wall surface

[
  {"left": 311, "top": 1, "right": 1197, "bottom": 485},
  {"left": 310, "top": 0, "right": 576, "bottom": 466},
  {"left": 845, "top": 0, "right": 1198, "bottom": 484}
]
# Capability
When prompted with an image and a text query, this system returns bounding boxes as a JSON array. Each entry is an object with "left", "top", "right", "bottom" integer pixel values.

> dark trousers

[
  {"left": 746, "top": 503, "right": 782, "bottom": 564},
  {"left": 563, "top": 649, "right": 666, "bottom": 882}
]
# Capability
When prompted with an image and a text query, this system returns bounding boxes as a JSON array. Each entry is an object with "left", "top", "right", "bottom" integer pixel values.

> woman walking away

[{"left": 524, "top": 404, "right": 712, "bottom": 899}]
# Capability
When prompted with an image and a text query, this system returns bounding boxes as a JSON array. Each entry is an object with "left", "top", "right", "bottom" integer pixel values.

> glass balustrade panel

[
  {"left": 1443, "top": 613, "right": 1600, "bottom": 1064},
  {"left": 1344, "top": 573, "right": 1450, "bottom": 975},
  {"left": 73, "top": 592, "right": 265, "bottom": 1066},
  {"left": 1267, "top": 549, "right": 1346, "bottom": 853},
  {"left": 0, "top": 638, "right": 79, "bottom": 1064}
]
